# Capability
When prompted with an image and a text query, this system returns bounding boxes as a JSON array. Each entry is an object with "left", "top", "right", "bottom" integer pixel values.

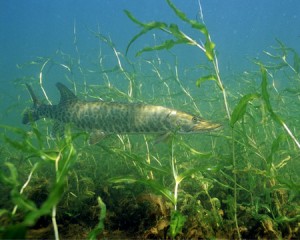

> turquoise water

[{"left": 0, "top": 1, "right": 299, "bottom": 238}]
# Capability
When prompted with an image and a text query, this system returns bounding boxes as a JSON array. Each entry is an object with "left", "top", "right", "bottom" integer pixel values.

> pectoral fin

[
  {"left": 154, "top": 132, "right": 173, "bottom": 144},
  {"left": 89, "top": 130, "right": 107, "bottom": 145}
]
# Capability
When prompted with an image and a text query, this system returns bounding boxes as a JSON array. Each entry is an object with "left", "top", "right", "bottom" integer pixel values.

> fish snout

[{"left": 192, "top": 120, "right": 222, "bottom": 132}]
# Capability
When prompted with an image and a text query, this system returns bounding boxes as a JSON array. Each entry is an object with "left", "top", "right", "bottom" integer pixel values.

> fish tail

[{"left": 22, "top": 84, "right": 42, "bottom": 124}]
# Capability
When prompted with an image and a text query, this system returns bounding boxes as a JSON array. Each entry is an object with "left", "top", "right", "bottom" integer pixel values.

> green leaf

[
  {"left": 2, "top": 224, "right": 27, "bottom": 239},
  {"left": 125, "top": 10, "right": 168, "bottom": 55},
  {"left": 260, "top": 66, "right": 271, "bottom": 110},
  {"left": 166, "top": 0, "right": 189, "bottom": 22},
  {"left": 166, "top": 0, "right": 213, "bottom": 58},
  {"left": 179, "top": 141, "right": 212, "bottom": 158},
  {"left": 126, "top": 0, "right": 215, "bottom": 62},
  {"left": 169, "top": 24, "right": 185, "bottom": 39},
  {"left": 0, "top": 209, "right": 10, "bottom": 217},
  {"left": 141, "top": 180, "right": 175, "bottom": 204},
  {"left": 166, "top": 0, "right": 208, "bottom": 35},
  {"left": 293, "top": 51, "right": 300, "bottom": 74},
  {"left": 230, "top": 93, "right": 260, "bottom": 127},
  {"left": 271, "top": 134, "right": 286, "bottom": 154},
  {"left": 124, "top": 10, "right": 146, "bottom": 27},
  {"left": 169, "top": 210, "right": 186, "bottom": 237},
  {"left": 260, "top": 66, "right": 282, "bottom": 124},
  {"left": 87, "top": 197, "right": 106, "bottom": 239},
  {"left": 204, "top": 40, "right": 215, "bottom": 61},
  {"left": 109, "top": 176, "right": 138, "bottom": 184},
  {"left": 258, "top": 62, "right": 288, "bottom": 70},
  {"left": 176, "top": 168, "right": 199, "bottom": 183},
  {"left": 260, "top": 65, "right": 300, "bottom": 149},
  {"left": 189, "top": 20, "right": 208, "bottom": 35},
  {"left": 11, "top": 190, "right": 37, "bottom": 212},
  {"left": 136, "top": 39, "right": 185, "bottom": 56},
  {"left": 23, "top": 179, "right": 65, "bottom": 226},
  {"left": 0, "top": 162, "right": 19, "bottom": 186},
  {"left": 195, "top": 74, "right": 217, "bottom": 87},
  {"left": 266, "top": 134, "right": 286, "bottom": 165},
  {"left": 275, "top": 38, "right": 288, "bottom": 58},
  {"left": 109, "top": 176, "right": 175, "bottom": 204}
]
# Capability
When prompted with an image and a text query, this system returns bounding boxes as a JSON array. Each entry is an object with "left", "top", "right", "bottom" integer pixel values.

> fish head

[{"left": 171, "top": 111, "right": 221, "bottom": 133}]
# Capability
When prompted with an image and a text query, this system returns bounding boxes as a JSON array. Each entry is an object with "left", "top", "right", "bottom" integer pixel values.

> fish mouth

[{"left": 191, "top": 122, "right": 222, "bottom": 132}]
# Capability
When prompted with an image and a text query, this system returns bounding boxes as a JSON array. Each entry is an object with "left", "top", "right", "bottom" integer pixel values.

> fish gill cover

[{"left": 0, "top": 0, "right": 300, "bottom": 239}]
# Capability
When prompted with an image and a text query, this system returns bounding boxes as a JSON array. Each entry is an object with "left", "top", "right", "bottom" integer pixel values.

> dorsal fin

[{"left": 56, "top": 82, "right": 77, "bottom": 104}]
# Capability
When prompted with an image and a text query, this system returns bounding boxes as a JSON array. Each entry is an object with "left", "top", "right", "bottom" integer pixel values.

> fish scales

[
  {"left": 38, "top": 102, "right": 180, "bottom": 133},
  {"left": 23, "top": 82, "right": 221, "bottom": 136}
]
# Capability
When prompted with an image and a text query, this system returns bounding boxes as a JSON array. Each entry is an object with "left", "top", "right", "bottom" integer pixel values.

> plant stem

[
  {"left": 197, "top": 0, "right": 231, "bottom": 120},
  {"left": 12, "top": 163, "right": 39, "bottom": 216},
  {"left": 52, "top": 206, "right": 59, "bottom": 240},
  {"left": 232, "top": 128, "right": 241, "bottom": 239},
  {"left": 212, "top": 58, "right": 231, "bottom": 120},
  {"left": 171, "top": 137, "right": 178, "bottom": 211}
]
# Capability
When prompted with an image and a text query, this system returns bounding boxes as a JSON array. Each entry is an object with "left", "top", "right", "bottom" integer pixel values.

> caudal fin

[{"left": 22, "top": 84, "right": 41, "bottom": 124}]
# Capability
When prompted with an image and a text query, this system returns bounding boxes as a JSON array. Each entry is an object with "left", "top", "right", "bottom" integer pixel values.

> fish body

[{"left": 23, "top": 83, "right": 221, "bottom": 135}]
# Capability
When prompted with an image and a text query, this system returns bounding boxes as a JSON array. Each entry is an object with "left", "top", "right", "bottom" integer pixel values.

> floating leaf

[{"left": 230, "top": 93, "right": 260, "bottom": 127}]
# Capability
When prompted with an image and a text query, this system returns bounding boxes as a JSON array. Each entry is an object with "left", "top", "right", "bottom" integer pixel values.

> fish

[{"left": 22, "top": 82, "right": 221, "bottom": 141}]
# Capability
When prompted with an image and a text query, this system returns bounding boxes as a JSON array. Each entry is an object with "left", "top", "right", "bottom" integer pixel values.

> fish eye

[{"left": 192, "top": 116, "right": 198, "bottom": 123}]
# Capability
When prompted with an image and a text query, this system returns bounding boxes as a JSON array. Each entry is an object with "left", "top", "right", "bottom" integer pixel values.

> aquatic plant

[
  {"left": 125, "top": 0, "right": 230, "bottom": 119},
  {"left": 108, "top": 1, "right": 300, "bottom": 238},
  {"left": 1, "top": 0, "right": 300, "bottom": 239},
  {"left": 0, "top": 124, "right": 83, "bottom": 238}
]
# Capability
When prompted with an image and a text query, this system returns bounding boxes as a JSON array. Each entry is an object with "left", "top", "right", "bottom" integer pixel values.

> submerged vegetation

[{"left": 1, "top": 0, "right": 300, "bottom": 239}]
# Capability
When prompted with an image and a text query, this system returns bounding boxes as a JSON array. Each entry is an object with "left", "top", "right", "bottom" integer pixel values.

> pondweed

[{"left": 0, "top": 0, "right": 299, "bottom": 239}]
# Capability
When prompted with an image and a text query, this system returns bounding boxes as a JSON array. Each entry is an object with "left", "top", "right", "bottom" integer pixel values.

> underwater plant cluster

[{"left": 1, "top": 0, "right": 299, "bottom": 239}]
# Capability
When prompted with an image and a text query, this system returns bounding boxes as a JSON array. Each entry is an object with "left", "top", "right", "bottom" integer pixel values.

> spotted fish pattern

[{"left": 23, "top": 83, "right": 221, "bottom": 135}]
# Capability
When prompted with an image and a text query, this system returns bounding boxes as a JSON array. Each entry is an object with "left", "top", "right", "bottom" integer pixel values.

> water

[{"left": 0, "top": 0, "right": 299, "bottom": 238}]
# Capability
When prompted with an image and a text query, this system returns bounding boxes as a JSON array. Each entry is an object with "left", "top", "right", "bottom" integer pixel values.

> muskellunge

[{"left": 23, "top": 82, "right": 221, "bottom": 141}]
